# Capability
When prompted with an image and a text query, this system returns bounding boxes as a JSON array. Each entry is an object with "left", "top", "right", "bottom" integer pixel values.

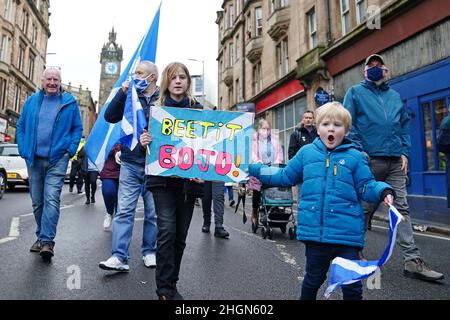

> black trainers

[
  {"left": 91, "top": 196, "right": 95, "bottom": 203},
  {"left": 30, "top": 240, "right": 41, "bottom": 253},
  {"left": 229, "top": 200, "right": 235, "bottom": 207},
  {"left": 85, "top": 199, "right": 90, "bottom": 204},
  {"left": 202, "top": 225, "right": 210, "bottom": 233},
  {"left": 214, "top": 227, "right": 229, "bottom": 238},
  {"left": 40, "top": 244, "right": 54, "bottom": 260}
]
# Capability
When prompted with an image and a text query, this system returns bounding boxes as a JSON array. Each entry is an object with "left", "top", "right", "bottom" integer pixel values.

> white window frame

[
  {"left": 13, "top": 84, "right": 21, "bottom": 113},
  {"left": 0, "top": 78, "right": 7, "bottom": 111},
  {"left": 356, "top": 0, "right": 366, "bottom": 25},
  {"left": 229, "top": 42, "right": 235, "bottom": 66},
  {"left": 308, "top": 8, "right": 317, "bottom": 49},
  {"left": 276, "top": 37, "right": 289, "bottom": 78},
  {"left": 340, "top": 0, "right": 350, "bottom": 35},
  {"left": 255, "top": 7, "right": 263, "bottom": 37},
  {"left": 229, "top": 4, "right": 234, "bottom": 26}
]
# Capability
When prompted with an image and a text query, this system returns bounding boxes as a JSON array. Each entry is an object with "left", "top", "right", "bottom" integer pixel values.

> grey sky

[{"left": 46, "top": 0, "right": 222, "bottom": 108}]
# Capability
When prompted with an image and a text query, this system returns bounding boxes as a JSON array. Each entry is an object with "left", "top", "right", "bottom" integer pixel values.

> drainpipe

[
  {"left": 325, "top": 0, "right": 333, "bottom": 45},
  {"left": 241, "top": 0, "right": 246, "bottom": 102}
]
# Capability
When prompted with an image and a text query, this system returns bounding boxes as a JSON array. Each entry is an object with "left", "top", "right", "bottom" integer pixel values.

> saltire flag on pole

[
  {"left": 324, "top": 205, "right": 404, "bottom": 299},
  {"left": 120, "top": 81, "right": 148, "bottom": 151},
  {"left": 84, "top": 2, "right": 161, "bottom": 171}
]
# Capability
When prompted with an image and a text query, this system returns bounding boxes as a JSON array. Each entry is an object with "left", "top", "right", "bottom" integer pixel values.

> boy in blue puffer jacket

[{"left": 249, "top": 102, "right": 394, "bottom": 300}]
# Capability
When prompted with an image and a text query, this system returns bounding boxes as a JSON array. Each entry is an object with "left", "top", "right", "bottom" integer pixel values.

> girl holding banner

[{"left": 140, "top": 62, "right": 204, "bottom": 300}]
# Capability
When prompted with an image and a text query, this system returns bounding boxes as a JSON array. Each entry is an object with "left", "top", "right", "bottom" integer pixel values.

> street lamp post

[{"left": 188, "top": 58, "right": 205, "bottom": 106}]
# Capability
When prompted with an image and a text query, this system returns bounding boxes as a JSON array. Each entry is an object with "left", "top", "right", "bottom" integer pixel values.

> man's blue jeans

[
  {"left": 301, "top": 242, "right": 363, "bottom": 300},
  {"left": 111, "top": 161, "right": 157, "bottom": 263},
  {"left": 27, "top": 155, "right": 69, "bottom": 246}
]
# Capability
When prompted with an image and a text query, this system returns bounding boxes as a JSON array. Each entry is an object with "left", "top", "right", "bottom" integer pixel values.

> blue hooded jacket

[
  {"left": 343, "top": 80, "right": 411, "bottom": 158},
  {"left": 249, "top": 138, "right": 392, "bottom": 248},
  {"left": 17, "top": 90, "right": 83, "bottom": 167}
]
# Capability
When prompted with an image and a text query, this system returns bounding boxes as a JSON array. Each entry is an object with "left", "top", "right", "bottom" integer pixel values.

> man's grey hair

[
  {"left": 42, "top": 66, "right": 62, "bottom": 79},
  {"left": 139, "top": 60, "right": 158, "bottom": 81}
]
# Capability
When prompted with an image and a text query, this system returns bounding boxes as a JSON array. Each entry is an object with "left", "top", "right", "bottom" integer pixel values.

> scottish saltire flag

[
  {"left": 146, "top": 107, "right": 254, "bottom": 183},
  {"left": 84, "top": 2, "right": 161, "bottom": 171},
  {"left": 324, "top": 205, "right": 404, "bottom": 299},
  {"left": 120, "top": 82, "right": 148, "bottom": 150}
]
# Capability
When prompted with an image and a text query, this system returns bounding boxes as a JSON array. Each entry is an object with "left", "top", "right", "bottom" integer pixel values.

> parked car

[
  {"left": 0, "top": 165, "right": 6, "bottom": 199},
  {"left": 0, "top": 143, "right": 28, "bottom": 189}
]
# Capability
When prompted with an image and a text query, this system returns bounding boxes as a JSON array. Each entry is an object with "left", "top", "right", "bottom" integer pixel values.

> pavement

[
  {"left": 372, "top": 195, "right": 450, "bottom": 236},
  {"left": 289, "top": 192, "right": 450, "bottom": 236}
]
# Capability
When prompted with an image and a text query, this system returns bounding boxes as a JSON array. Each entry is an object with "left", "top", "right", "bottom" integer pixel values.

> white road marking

[
  {"left": 20, "top": 204, "right": 74, "bottom": 218},
  {"left": 9, "top": 217, "right": 20, "bottom": 238},
  {"left": 0, "top": 237, "right": 16, "bottom": 245},
  {"left": 372, "top": 225, "right": 450, "bottom": 241}
]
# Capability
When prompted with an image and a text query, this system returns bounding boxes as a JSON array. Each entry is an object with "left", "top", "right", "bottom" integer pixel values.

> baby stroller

[{"left": 253, "top": 184, "right": 296, "bottom": 240}]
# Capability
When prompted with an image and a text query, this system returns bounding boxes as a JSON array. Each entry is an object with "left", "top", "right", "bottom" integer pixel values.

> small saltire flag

[
  {"left": 84, "top": 2, "right": 161, "bottom": 171},
  {"left": 324, "top": 205, "right": 404, "bottom": 299},
  {"left": 120, "top": 81, "right": 148, "bottom": 150}
]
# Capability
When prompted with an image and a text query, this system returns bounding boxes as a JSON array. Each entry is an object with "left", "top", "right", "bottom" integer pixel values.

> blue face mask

[
  {"left": 133, "top": 76, "right": 150, "bottom": 93},
  {"left": 366, "top": 66, "right": 384, "bottom": 82}
]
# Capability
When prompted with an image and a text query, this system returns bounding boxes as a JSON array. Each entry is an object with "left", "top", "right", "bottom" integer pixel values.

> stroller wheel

[{"left": 280, "top": 225, "right": 287, "bottom": 234}]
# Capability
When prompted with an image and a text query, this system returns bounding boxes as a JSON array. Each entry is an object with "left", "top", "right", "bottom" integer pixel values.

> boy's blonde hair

[{"left": 315, "top": 102, "right": 352, "bottom": 131}]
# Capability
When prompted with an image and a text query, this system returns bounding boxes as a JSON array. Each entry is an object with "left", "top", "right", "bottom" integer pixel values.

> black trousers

[
  {"left": 152, "top": 187, "right": 196, "bottom": 296},
  {"left": 83, "top": 171, "right": 98, "bottom": 200}
]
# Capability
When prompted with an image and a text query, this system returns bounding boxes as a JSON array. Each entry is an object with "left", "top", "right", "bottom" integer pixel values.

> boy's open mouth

[{"left": 328, "top": 135, "right": 335, "bottom": 143}]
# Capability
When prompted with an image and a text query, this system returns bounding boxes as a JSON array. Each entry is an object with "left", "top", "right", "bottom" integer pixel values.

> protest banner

[{"left": 145, "top": 107, "right": 254, "bottom": 183}]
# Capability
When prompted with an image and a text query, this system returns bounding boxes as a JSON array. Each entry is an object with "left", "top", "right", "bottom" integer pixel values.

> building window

[
  {"left": 356, "top": 0, "right": 366, "bottom": 24},
  {"left": 270, "top": 0, "right": 276, "bottom": 13},
  {"left": 17, "top": 44, "right": 26, "bottom": 72},
  {"left": 31, "top": 24, "right": 39, "bottom": 45},
  {"left": 235, "top": 34, "right": 240, "bottom": 62},
  {"left": 235, "top": 78, "right": 240, "bottom": 103},
  {"left": 276, "top": 37, "right": 289, "bottom": 78},
  {"left": 0, "top": 78, "right": 7, "bottom": 111},
  {"left": 308, "top": 8, "right": 317, "bottom": 49},
  {"left": 13, "top": 84, "right": 22, "bottom": 113},
  {"left": 229, "top": 42, "right": 235, "bottom": 66},
  {"left": 252, "top": 61, "right": 262, "bottom": 95},
  {"left": 340, "top": 0, "right": 350, "bottom": 35},
  {"left": 274, "top": 96, "right": 307, "bottom": 160},
  {"left": 270, "top": 0, "right": 289, "bottom": 13},
  {"left": 246, "top": 12, "right": 252, "bottom": 38},
  {"left": 229, "top": 4, "right": 234, "bottom": 27},
  {"left": 255, "top": 7, "right": 263, "bottom": 37},
  {"left": 4, "top": 0, "right": 15, "bottom": 22},
  {"left": 0, "top": 35, "right": 10, "bottom": 63},
  {"left": 21, "top": 10, "right": 30, "bottom": 35},
  {"left": 28, "top": 53, "right": 35, "bottom": 81},
  {"left": 422, "top": 96, "right": 449, "bottom": 171}
]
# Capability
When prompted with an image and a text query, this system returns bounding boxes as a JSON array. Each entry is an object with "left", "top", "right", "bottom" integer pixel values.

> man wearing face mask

[
  {"left": 99, "top": 61, "right": 159, "bottom": 272},
  {"left": 343, "top": 54, "right": 444, "bottom": 282}
]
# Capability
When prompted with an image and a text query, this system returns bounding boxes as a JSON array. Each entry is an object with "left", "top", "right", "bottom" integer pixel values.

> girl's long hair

[{"left": 158, "top": 62, "right": 196, "bottom": 107}]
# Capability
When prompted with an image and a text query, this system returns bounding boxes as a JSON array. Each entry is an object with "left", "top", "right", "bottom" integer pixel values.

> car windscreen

[{"left": 0, "top": 146, "right": 20, "bottom": 156}]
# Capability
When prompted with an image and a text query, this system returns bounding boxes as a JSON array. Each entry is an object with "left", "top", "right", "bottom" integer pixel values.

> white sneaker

[
  {"left": 143, "top": 254, "right": 156, "bottom": 268},
  {"left": 103, "top": 214, "right": 113, "bottom": 231},
  {"left": 99, "top": 256, "right": 129, "bottom": 272}
]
